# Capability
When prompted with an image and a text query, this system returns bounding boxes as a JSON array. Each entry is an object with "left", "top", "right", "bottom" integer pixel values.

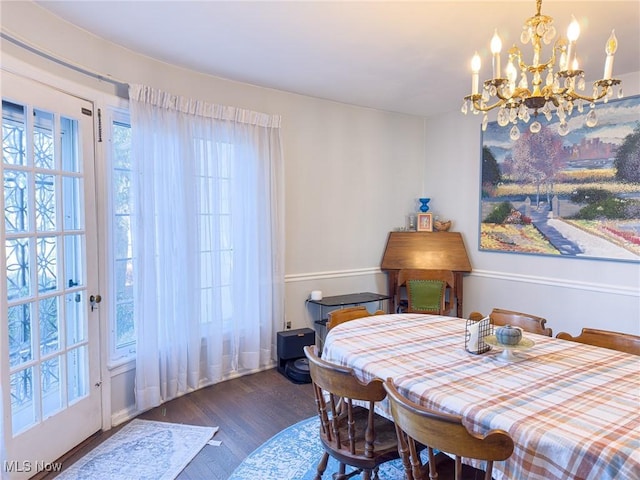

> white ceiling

[{"left": 35, "top": 1, "right": 640, "bottom": 117}]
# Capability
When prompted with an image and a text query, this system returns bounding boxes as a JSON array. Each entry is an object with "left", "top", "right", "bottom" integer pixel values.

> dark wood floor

[{"left": 36, "top": 368, "right": 317, "bottom": 480}]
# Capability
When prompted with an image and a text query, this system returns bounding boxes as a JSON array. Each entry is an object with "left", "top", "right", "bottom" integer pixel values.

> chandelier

[{"left": 461, "top": 0, "right": 623, "bottom": 140}]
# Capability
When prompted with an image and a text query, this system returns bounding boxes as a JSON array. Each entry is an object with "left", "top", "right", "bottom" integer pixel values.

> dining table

[{"left": 321, "top": 313, "right": 640, "bottom": 480}]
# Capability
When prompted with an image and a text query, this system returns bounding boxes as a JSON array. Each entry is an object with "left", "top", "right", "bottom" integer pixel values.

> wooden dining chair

[
  {"left": 396, "top": 269, "right": 455, "bottom": 315},
  {"left": 469, "top": 308, "right": 552, "bottom": 336},
  {"left": 326, "top": 306, "right": 385, "bottom": 331},
  {"left": 303, "top": 346, "right": 400, "bottom": 480},
  {"left": 383, "top": 379, "right": 514, "bottom": 480},
  {"left": 556, "top": 328, "right": 640, "bottom": 355}
]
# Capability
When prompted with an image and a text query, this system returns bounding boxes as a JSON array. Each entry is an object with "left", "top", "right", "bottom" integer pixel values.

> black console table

[
  {"left": 308, "top": 292, "right": 391, "bottom": 326},
  {"left": 307, "top": 292, "right": 390, "bottom": 348}
]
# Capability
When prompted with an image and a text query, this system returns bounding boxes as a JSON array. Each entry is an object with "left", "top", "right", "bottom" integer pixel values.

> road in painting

[{"left": 479, "top": 95, "right": 640, "bottom": 263}]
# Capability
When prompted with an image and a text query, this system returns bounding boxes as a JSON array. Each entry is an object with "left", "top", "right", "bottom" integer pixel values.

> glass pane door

[{"left": 2, "top": 71, "right": 101, "bottom": 479}]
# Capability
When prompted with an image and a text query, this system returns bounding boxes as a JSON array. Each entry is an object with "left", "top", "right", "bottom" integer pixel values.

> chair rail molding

[
  {"left": 470, "top": 269, "right": 639, "bottom": 298},
  {"left": 286, "top": 267, "right": 381, "bottom": 283},
  {"left": 285, "top": 267, "right": 637, "bottom": 297}
]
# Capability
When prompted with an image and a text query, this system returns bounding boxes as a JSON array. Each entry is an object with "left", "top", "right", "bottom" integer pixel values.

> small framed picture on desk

[{"left": 417, "top": 213, "right": 433, "bottom": 232}]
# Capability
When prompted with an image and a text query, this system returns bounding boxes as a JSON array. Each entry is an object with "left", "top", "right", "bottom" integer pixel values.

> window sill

[{"left": 107, "top": 356, "right": 136, "bottom": 375}]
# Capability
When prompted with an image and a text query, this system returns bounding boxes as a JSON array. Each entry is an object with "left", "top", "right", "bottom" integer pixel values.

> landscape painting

[{"left": 479, "top": 94, "right": 640, "bottom": 263}]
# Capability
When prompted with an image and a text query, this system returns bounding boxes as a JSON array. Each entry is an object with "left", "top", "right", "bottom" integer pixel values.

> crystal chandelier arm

[
  {"left": 464, "top": 95, "right": 507, "bottom": 112},
  {"left": 563, "top": 79, "right": 620, "bottom": 103},
  {"left": 511, "top": 38, "right": 564, "bottom": 78},
  {"left": 500, "top": 87, "right": 531, "bottom": 103},
  {"left": 508, "top": 46, "right": 526, "bottom": 75}
]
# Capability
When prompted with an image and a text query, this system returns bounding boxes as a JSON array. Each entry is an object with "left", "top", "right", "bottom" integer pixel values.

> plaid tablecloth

[{"left": 322, "top": 313, "right": 640, "bottom": 480}]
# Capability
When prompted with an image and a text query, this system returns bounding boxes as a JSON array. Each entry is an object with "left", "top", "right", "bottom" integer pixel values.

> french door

[{"left": 1, "top": 71, "right": 101, "bottom": 479}]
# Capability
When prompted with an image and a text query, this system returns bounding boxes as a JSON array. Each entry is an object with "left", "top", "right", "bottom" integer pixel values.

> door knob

[{"left": 90, "top": 294, "right": 102, "bottom": 311}]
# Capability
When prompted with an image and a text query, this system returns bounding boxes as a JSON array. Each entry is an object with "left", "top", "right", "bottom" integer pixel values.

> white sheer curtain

[{"left": 129, "top": 85, "right": 284, "bottom": 412}]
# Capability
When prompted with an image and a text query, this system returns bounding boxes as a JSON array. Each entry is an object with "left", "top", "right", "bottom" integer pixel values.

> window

[
  {"left": 105, "top": 111, "right": 237, "bottom": 362},
  {"left": 3, "top": 101, "right": 73, "bottom": 408},
  {"left": 108, "top": 110, "right": 135, "bottom": 361},
  {"left": 197, "top": 140, "right": 234, "bottom": 328}
]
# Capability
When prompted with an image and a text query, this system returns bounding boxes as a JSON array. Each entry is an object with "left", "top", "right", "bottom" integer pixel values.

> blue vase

[{"left": 418, "top": 198, "right": 431, "bottom": 213}]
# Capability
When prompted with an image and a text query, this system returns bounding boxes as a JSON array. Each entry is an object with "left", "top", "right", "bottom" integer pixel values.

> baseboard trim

[
  {"left": 110, "top": 362, "right": 277, "bottom": 427},
  {"left": 111, "top": 405, "right": 138, "bottom": 427}
]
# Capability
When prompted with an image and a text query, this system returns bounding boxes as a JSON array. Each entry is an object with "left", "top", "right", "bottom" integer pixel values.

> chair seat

[{"left": 320, "top": 406, "right": 399, "bottom": 469}]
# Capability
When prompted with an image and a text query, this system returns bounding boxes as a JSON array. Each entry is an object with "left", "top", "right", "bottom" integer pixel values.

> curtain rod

[{"left": 1, "top": 29, "right": 129, "bottom": 91}]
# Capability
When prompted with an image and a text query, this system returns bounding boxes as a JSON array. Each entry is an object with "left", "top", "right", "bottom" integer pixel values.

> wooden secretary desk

[{"left": 380, "top": 231, "right": 472, "bottom": 317}]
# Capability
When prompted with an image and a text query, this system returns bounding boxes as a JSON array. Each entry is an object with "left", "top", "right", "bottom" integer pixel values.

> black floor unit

[{"left": 277, "top": 328, "right": 315, "bottom": 384}]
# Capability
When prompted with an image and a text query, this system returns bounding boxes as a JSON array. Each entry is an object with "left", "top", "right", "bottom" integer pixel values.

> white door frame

[
  {"left": 1, "top": 55, "right": 119, "bottom": 476},
  {"left": 2, "top": 53, "right": 119, "bottom": 432}
]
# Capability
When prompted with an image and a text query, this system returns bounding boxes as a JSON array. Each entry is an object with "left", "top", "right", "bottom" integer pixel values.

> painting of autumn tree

[{"left": 479, "top": 95, "right": 640, "bottom": 263}]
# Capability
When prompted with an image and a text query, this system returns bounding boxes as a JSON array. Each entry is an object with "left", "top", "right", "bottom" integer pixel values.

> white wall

[
  {"left": 281, "top": 95, "right": 426, "bottom": 330},
  {"left": 2, "top": 1, "right": 639, "bottom": 427}
]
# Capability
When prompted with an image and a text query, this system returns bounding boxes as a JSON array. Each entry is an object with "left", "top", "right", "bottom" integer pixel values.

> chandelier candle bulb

[
  {"left": 603, "top": 30, "right": 618, "bottom": 80},
  {"left": 566, "top": 15, "right": 580, "bottom": 70},
  {"left": 559, "top": 50, "right": 568, "bottom": 72},
  {"left": 491, "top": 30, "right": 502, "bottom": 78},
  {"left": 471, "top": 52, "right": 481, "bottom": 95},
  {"left": 571, "top": 57, "right": 579, "bottom": 71}
]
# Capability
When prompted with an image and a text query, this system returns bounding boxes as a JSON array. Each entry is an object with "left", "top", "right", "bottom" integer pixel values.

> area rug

[
  {"left": 228, "top": 416, "right": 425, "bottom": 480},
  {"left": 54, "top": 419, "right": 216, "bottom": 480}
]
